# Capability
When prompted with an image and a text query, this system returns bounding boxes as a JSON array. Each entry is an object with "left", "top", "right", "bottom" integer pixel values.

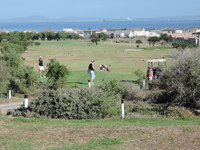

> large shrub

[
  {"left": 46, "top": 59, "right": 70, "bottom": 89},
  {"left": 148, "top": 36, "right": 160, "bottom": 46},
  {"left": 0, "top": 41, "right": 38, "bottom": 94},
  {"left": 0, "top": 32, "right": 31, "bottom": 51},
  {"left": 156, "top": 48, "right": 200, "bottom": 108},
  {"left": 0, "top": 60, "right": 11, "bottom": 96},
  {"left": 0, "top": 42, "right": 25, "bottom": 54},
  {"left": 134, "top": 69, "right": 146, "bottom": 84},
  {"left": 99, "top": 80, "right": 121, "bottom": 95},
  {"left": 8, "top": 87, "right": 120, "bottom": 119}
]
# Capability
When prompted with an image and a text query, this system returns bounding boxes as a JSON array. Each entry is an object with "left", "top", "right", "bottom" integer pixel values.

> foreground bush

[
  {"left": 154, "top": 48, "right": 200, "bottom": 108},
  {"left": 8, "top": 87, "right": 120, "bottom": 119},
  {"left": 126, "top": 101, "right": 195, "bottom": 118}
]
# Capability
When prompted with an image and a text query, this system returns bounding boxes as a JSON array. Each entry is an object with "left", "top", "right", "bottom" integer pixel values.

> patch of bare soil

[
  {"left": 124, "top": 49, "right": 143, "bottom": 52},
  {"left": 1, "top": 126, "right": 200, "bottom": 149},
  {"left": 0, "top": 97, "right": 23, "bottom": 105}
]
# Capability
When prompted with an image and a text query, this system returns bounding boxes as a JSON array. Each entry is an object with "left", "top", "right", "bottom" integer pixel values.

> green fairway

[{"left": 23, "top": 40, "right": 175, "bottom": 86}]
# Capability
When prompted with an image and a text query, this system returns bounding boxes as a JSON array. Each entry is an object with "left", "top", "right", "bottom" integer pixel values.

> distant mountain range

[
  {"left": 0, "top": 16, "right": 124, "bottom": 22},
  {"left": 0, "top": 15, "right": 200, "bottom": 22}
]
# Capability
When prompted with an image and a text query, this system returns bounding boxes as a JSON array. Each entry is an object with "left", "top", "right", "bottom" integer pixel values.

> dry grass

[{"left": 0, "top": 124, "right": 200, "bottom": 149}]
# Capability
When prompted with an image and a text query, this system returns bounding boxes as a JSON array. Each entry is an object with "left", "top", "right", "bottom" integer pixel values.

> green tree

[
  {"left": 58, "top": 31, "right": 67, "bottom": 40},
  {"left": 91, "top": 32, "right": 107, "bottom": 45},
  {"left": 135, "top": 40, "right": 142, "bottom": 48},
  {"left": 172, "top": 42, "right": 197, "bottom": 50},
  {"left": 91, "top": 38, "right": 100, "bottom": 45},
  {"left": 46, "top": 59, "right": 70, "bottom": 89},
  {"left": 0, "top": 42, "right": 25, "bottom": 54},
  {"left": 98, "top": 32, "right": 108, "bottom": 41},
  {"left": 0, "top": 60, "right": 11, "bottom": 96},
  {"left": 148, "top": 36, "right": 160, "bottom": 46},
  {"left": 0, "top": 32, "right": 31, "bottom": 51},
  {"left": 160, "top": 34, "right": 173, "bottom": 44},
  {"left": 0, "top": 42, "right": 38, "bottom": 94},
  {"left": 32, "top": 33, "right": 40, "bottom": 40}
]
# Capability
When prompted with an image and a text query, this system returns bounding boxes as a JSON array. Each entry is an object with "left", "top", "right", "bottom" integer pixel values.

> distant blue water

[{"left": 0, "top": 20, "right": 200, "bottom": 31}]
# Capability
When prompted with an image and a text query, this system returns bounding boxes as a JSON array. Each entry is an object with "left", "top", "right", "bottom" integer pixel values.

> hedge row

[{"left": 8, "top": 87, "right": 120, "bottom": 119}]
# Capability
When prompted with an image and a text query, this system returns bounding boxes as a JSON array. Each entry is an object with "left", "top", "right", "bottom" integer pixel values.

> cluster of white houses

[
  {"left": 63, "top": 27, "right": 200, "bottom": 45},
  {"left": 1, "top": 27, "right": 200, "bottom": 45}
]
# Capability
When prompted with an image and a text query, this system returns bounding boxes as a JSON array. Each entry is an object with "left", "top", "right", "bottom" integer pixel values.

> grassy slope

[
  {"left": 0, "top": 115, "right": 200, "bottom": 150},
  {"left": 22, "top": 40, "right": 175, "bottom": 86}
]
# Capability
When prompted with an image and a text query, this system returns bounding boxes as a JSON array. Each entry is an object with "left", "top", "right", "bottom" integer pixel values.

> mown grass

[
  {"left": 22, "top": 40, "right": 175, "bottom": 86},
  {"left": 1, "top": 115, "right": 200, "bottom": 130},
  {"left": 143, "top": 45, "right": 173, "bottom": 50}
]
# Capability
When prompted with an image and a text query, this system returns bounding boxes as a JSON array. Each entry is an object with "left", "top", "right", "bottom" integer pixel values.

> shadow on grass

[
  {"left": 120, "top": 80, "right": 138, "bottom": 84},
  {"left": 67, "top": 81, "right": 88, "bottom": 85}
]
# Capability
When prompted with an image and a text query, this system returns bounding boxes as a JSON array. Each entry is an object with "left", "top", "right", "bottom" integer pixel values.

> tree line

[
  {"left": 148, "top": 33, "right": 198, "bottom": 49},
  {"left": 0, "top": 31, "right": 82, "bottom": 42}
]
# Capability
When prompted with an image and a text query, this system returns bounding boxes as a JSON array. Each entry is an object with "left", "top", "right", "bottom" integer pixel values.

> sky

[{"left": 1, "top": 0, "right": 200, "bottom": 19}]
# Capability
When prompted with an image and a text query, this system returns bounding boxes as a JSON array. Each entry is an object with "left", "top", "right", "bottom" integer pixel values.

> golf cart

[
  {"left": 147, "top": 58, "right": 166, "bottom": 80},
  {"left": 141, "top": 58, "right": 166, "bottom": 89}
]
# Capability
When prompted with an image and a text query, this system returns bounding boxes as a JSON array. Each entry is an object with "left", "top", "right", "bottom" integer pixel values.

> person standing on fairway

[
  {"left": 88, "top": 60, "right": 96, "bottom": 86},
  {"left": 38, "top": 56, "right": 45, "bottom": 78}
]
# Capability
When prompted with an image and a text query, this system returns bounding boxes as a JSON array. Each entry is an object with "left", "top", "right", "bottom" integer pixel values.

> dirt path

[
  {"left": 0, "top": 102, "right": 22, "bottom": 114},
  {"left": 0, "top": 97, "right": 23, "bottom": 114}
]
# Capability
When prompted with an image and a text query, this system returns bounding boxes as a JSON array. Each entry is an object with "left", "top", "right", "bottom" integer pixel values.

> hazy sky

[{"left": 1, "top": 0, "right": 200, "bottom": 19}]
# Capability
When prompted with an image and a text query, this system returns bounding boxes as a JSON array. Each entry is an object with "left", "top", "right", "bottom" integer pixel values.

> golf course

[
  {"left": 1, "top": 38, "right": 200, "bottom": 150},
  {"left": 22, "top": 39, "right": 175, "bottom": 86}
]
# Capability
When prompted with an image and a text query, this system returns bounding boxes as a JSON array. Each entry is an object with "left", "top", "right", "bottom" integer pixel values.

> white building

[
  {"left": 169, "top": 33, "right": 198, "bottom": 44},
  {"left": 162, "top": 28, "right": 183, "bottom": 34},
  {"left": 63, "top": 28, "right": 78, "bottom": 34},
  {"left": 147, "top": 32, "right": 160, "bottom": 37},
  {"left": 132, "top": 28, "right": 149, "bottom": 37},
  {"left": 105, "top": 29, "right": 161, "bottom": 38},
  {"left": 185, "top": 27, "right": 200, "bottom": 33},
  {"left": 105, "top": 30, "right": 134, "bottom": 38}
]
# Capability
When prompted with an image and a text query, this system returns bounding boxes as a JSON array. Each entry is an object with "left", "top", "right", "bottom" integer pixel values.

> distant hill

[
  {"left": 133, "top": 15, "right": 200, "bottom": 21},
  {"left": 0, "top": 15, "right": 200, "bottom": 22},
  {"left": 0, "top": 16, "right": 103, "bottom": 22},
  {"left": 0, "top": 16, "right": 51, "bottom": 22}
]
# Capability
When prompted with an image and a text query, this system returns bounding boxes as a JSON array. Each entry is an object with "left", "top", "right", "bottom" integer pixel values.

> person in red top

[{"left": 148, "top": 68, "right": 153, "bottom": 81}]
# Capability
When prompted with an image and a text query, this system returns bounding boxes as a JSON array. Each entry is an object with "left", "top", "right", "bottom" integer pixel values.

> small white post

[
  {"left": 88, "top": 80, "right": 91, "bottom": 88},
  {"left": 121, "top": 98, "right": 125, "bottom": 119},
  {"left": 142, "top": 79, "right": 146, "bottom": 90},
  {"left": 24, "top": 95, "right": 29, "bottom": 108},
  {"left": 8, "top": 90, "right": 12, "bottom": 99}
]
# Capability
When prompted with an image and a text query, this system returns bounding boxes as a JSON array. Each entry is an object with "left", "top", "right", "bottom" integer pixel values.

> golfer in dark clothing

[
  {"left": 88, "top": 60, "right": 96, "bottom": 86},
  {"left": 38, "top": 56, "right": 45, "bottom": 78}
]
